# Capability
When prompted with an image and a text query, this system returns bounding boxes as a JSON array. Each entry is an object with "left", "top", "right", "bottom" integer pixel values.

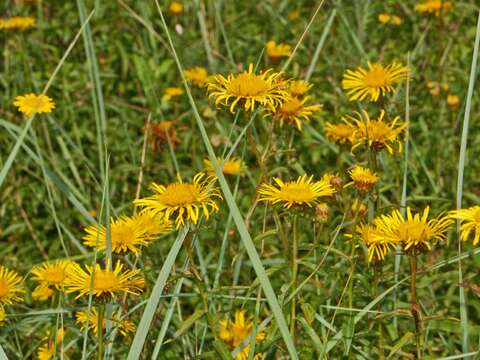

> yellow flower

[
  {"left": 258, "top": 174, "right": 335, "bottom": 209},
  {"left": 272, "top": 95, "right": 322, "bottom": 131},
  {"left": 65, "top": 261, "right": 144, "bottom": 300},
  {"left": 324, "top": 122, "right": 355, "bottom": 145},
  {"left": 350, "top": 198, "right": 368, "bottom": 218},
  {"left": 134, "top": 172, "right": 222, "bottom": 229},
  {"left": 13, "top": 93, "right": 55, "bottom": 117},
  {"left": 204, "top": 157, "right": 247, "bottom": 176},
  {"left": 162, "top": 87, "right": 184, "bottom": 101},
  {"left": 76, "top": 308, "right": 135, "bottom": 337},
  {"left": 147, "top": 120, "right": 181, "bottom": 151},
  {"left": 449, "top": 206, "right": 480, "bottom": 245},
  {"left": 207, "top": 64, "right": 287, "bottom": 113},
  {"left": 83, "top": 212, "right": 172, "bottom": 254},
  {"left": 265, "top": 40, "right": 292, "bottom": 62},
  {"left": 348, "top": 166, "right": 379, "bottom": 192},
  {"left": 31, "top": 260, "right": 73, "bottom": 290},
  {"left": 349, "top": 224, "right": 397, "bottom": 262},
  {"left": 378, "top": 14, "right": 402, "bottom": 25},
  {"left": 32, "top": 285, "right": 55, "bottom": 301},
  {"left": 184, "top": 66, "right": 209, "bottom": 87},
  {"left": 169, "top": 1, "right": 183, "bottom": 15},
  {"left": 344, "top": 110, "right": 407, "bottom": 154},
  {"left": 374, "top": 207, "right": 452, "bottom": 252},
  {"left": 0, "top": 307, "right": 5, "bottom": 325},
  {"left": 37, "top": 329, "right": 64, "bottom": 360},
  {"left": 0, "top": 16, "right": 35, "bottom": 31},
  {"left": 0, "top": 266, "right": 24, "bottom": 305},
  {"left": 342, "top": 62, "right": 408, "bottom": 102},
  {"left": 427, "top": 81, "right": 441, "bottom": 96},
  {"left": 219, "top": 310, "right": 265, "bottom": 360},
  {"left": 415, "top": 0, "right": 453, "bottom": 16},
  {"left": 288, "top": 80, "right": 313, "bottom": 98},
  {"left": 447, "top": 94, "right": 460, "bottom": 111}
]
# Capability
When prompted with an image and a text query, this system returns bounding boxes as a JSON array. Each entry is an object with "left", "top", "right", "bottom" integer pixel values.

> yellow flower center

[
  {"left": 398, "top": 221, "right": 430, "bottom": 243},
  {"left": 363, "top": 66, "right": 389, "bottom": 87},
  {"left": 280, "top": 184, "right": 316, "bottom": 202},
  {"left": 93, "top": 270, "right": 120, "bottom": 291},
  {"left": 0, "top": 279, "right": 9, "bottom": 298},
  {"left": 227, "top": 73, "right": 268, "bottom": 96},
  {"left": 41, "top": 268, "right": 66, "bottom": 284},
  {"left": 161, "top": 183, "right": 200, "bottom": 206},
  {"left": 280, "top": 98, "right": 302, "bottom": 116},
  {"left": 111, "top": 225, "right": 135, "bottom": 247}
]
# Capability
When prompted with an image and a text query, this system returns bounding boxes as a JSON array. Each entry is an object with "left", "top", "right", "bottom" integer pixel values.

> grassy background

[{"left": 1, "top": 0, "right": 480, "bottom": 358}]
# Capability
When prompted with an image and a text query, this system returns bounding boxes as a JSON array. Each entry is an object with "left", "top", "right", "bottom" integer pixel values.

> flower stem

[
  {"left": 410, "top": 253, "right": 422, "bottom": 359},
  {"left": 97, "top": 304, "right": 105, "bottom": 360},
  {"left": 290, "top": 214, "right": 299, "bottom": 336}
]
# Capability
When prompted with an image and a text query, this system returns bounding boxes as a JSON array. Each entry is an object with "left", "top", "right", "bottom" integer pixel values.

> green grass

[{"left": 1, "top": 0, "right": 480, "bottom": 359}]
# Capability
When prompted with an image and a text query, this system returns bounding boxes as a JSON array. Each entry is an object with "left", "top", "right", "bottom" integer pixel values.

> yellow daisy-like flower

[
  {"left": 288, "top": 80, "right": 313, "bottom": 98},
  {"left": 76, "top": 308, "right": 135, "bottom": 337},
  {"left": 162, "top": 87, "right": 184, "bottom": 101},
  {"left": 350, "top": 198, "right": 368, "bottom": 218},
  {"left": 415, "top": 0, "right": 453, "bottom": 16},
  {"left": 374, "top": 207, "right": 452, "bottom": 252},
  {"left": 273, "top": 95, "right": 322, "bottom": 131},
  {"left": 449, "top": 206, "right": 480, "bottom": 245},
  {"left": 265, "top": 40, "right": 292, "bottom": 62},
  {"left": 184, "top": 66, "right": 209, "bottom": 87},
  {"left": 344, "top": 110, "right": 407, "bottom": 154},
  {"left": 0, "top": 16, "right": 35, "bottom": 31},
  {"left": 258, "top": 175, "right": 335, "bottom": 209},
  {"left": 32, "top": 285, "right": 55, "bottom": 302},
  {"left": 0, "top": 266, "right": 24, "bottom": 305},
  {"left": 83, "top": 212, "right": 172, "bottom": 254},
  {"left": 219, "top": 310, "right": 265, "bottom": 360},
  {"left": 378, "top": 14, "right": 402, "bottom": 25},
  {"left": 0, "top": 307, "right": 5, "bottom": 325},
  {"left": 134, "top": 172, "right": 222, "bottom": 229},
  {"left": 207, "top": 64, "right": 287, "bottom": 113},
  {"left": 348, "top": 166, "right": 379, "bottom": 192},
  {"left": 169, "top": 1, "right": 183, "bottom": 15},
  {"left": 342, "top": 62, "right": 408, "bottom": 102},
  {"left": 349, "top": 224, "right": 398, "bottom": 262},
  {"left": 204, "top": 157, "right": 247, "bottom": 176},
  {"left": 324, "top": 122, "right": 355, "bottom": 145},
  {"left": 37, "top": 329, "right": 64, "bottom": 360},
  {"left": 31, "top": 260, "right": 73, "bottom": 290},
  {"left": 13, "top": 93, "right": 55, "bottom": 117},
  {"left": 65, "top": 261, "right": 144, "bottom": 300}
]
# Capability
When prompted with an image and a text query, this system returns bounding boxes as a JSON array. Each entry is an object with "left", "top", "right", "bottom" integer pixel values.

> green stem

[
  {"left": 375, "top": 266, "right": 385, "bottom": 359},
  {"left": 97, "top": 304, "right": 105, "bottom": 360},
  {"left": 290, "top": 214, "right": 299, "bottom": 336},
  {"left": 410, "top": 253, "right": 422, "bottom": 359}
]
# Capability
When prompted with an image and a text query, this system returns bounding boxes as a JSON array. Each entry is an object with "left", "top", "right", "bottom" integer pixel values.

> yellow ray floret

[
  {"left": 348, "top": 224, "right": 397, "bottom": 262},
  {"left": 83, "top": 212, "right": 172, "bottom": 254},
  {"left": 76, "top": 308, "right": 135, "bottom": 337},
  {"left": 342, "top": 62, "right": 408, "bottom": 102},
  {"left": 287, "top": 79, "right": 313, "bottom": 98},
  {"left": 13, "top": 93, "right": 55, "bottom": 117},
  {"left": 0, "top": 266, "right": 24, "bottom": 306},
  {"left": 347, "top": 166, "right": 379, "bottom": 192},
  {"left": 258, "top": 175, "right": 335, "bottom": 209},
  {"left": 324, "top": 122, "right": 355, "bottom": 145},
  {"left": 266, "top": 40, "right": 292, "bottom": 62},
  {"left": 134, "top": 172, "right": 222, "bottom": 229},
  {"left": 415, "top": 0, "right": 453, "bottom": 16},
  {"left": 219, "top": 309, "right": 266, "bottom": 360},
  {"left": 65, "top": 261, "right": 144, "bottom": 300},
  {"left": 343, "top": 110, "right": 407, "bottom": 155},
  {"left": 373, "top": 207, "right": 452, "bottom": 252},
  {"left": 449, "top": 206, "right": 480, "bottom": 246},
  {"left": 0, "top": 16, "right": 35, "bottom": 31},
  {"left": 271, "top": 95, "right": 322, "bottom": 131},
  {"left": 184, "top": 66, "right": 209, "bottom": 87},
  {"left": 207, "top": 64, "right": 287, "bottom": 113}
]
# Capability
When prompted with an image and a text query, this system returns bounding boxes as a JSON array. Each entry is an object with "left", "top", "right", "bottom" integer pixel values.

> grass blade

[
  {"left": 455, "top": 11, "right": 480, "bottom": 356},
  {"left": 127, "top": 226, "right": 190, "bottom": 360}
]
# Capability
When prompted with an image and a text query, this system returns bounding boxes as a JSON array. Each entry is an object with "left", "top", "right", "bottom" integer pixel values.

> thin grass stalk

[
  {"left": 455, "top": 11, "right": 480, "bottom": 356},
  {"left": 290, "top": 214, "right": 299, "bottom": 336},
  {"left": 410, "top": 253, "right": 422, "bottom": 359}
]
